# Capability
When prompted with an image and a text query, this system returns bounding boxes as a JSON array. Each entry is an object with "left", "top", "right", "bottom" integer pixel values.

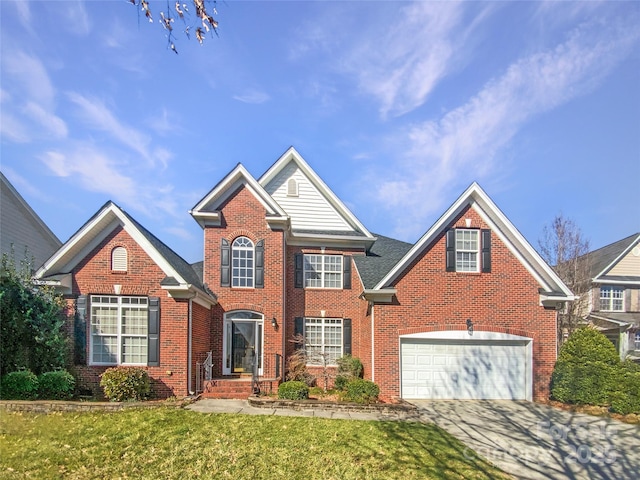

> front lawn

[{"left": 0, "top": 408, "right": 509, "bottom": 479}]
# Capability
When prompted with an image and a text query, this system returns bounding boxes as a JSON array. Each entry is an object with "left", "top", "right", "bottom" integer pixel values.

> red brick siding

[
  {"left": 68, "top": 226, "right": 194, "bottom": 398},
  {"left": 372, "top": 207, "right": 557, "bottom": 401}
]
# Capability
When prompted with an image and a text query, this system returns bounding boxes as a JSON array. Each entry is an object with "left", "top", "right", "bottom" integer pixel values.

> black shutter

[
  {"left": 147, "top": 297, "right": 160, "bottom": 367},
  {"left": 255, "top": 240, "right": 264, "bottom": 288},
  {"left": 75, "top": 295, "right": 87, "bottom": 365},
  {"left": 221, "top": 238, "right": 230, "bottom": 287},
  {"left": 343, "top": 318, "right": 352, "bottom": 356},
  {"left": 294, "top": 253, "right": 304, "bottom": 288},
  {"left": 445, "top": 229, "right": 456, "bottom": 272},
  {"left": 343, "top": 255, "right": 352, "bottom": 290},
  {"left": 481, "top": 229, "right": 491, "bottom": 273},
  {"left": 294, "top": 317, "right": 304, "bottom": 350}
]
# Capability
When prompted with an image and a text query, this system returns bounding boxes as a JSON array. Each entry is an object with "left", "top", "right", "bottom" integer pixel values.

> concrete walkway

[{"left": 410, "top": 400, "right": 640, "bottom": 480}]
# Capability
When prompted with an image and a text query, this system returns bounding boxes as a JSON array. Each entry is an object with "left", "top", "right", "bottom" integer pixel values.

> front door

[{"left": 223, "top": 311, "right": 263, "bottom": 375}]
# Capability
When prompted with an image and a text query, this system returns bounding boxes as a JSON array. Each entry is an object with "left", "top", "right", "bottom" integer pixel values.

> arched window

[
  {"left": 111, "top": 246, "right": 128, "bottom": 272},
  {"left": 232, "top": 237, "right": 254, "bottom": 287}
]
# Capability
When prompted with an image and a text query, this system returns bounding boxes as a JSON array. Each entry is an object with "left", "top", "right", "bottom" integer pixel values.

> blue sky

[{"left": 1, "top": 1, "right": 638, "bottom": 264}]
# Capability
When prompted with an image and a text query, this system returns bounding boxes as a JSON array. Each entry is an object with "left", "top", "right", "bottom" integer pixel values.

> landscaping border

[
  {"left": 0, "top": 399, "right": 189, "bottom": 413},
  {"left": 247, "top": 395, "right": 418, "bottom": 415}
]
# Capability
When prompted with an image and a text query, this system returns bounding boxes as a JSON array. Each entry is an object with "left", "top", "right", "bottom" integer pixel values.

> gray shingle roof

[
  {"left": 582, "top": 233, "right": 640, "bottom": 279},
  {"left": 353, "top": 233, "right": 413, "bottom": 289}
]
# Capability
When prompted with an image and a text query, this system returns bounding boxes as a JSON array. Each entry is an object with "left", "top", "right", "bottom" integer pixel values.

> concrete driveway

[{"left": 410, "top": 400, "right": 639, "bottom": 480}]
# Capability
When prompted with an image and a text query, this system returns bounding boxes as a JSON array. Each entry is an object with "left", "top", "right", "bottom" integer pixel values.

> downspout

[
  {"left": 188, "top": 297, "right": 194, "bottom": 395},
  {"left": 370, "top": 301, "right": 375, "bottom": 383},
  {"left": 281, "top": 230, "right": 286, "bottom": 379}
]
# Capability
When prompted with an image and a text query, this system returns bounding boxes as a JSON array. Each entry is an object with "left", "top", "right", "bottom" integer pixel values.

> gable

[
  {"left": 263, "top": 160, "right": 352, "bottom": 232},
  {"left": 608, "top": 246, "right": 640, "bottom": 277}
]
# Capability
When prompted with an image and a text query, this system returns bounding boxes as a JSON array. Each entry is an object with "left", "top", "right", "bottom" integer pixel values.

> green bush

[
  {"left": 609, "top": 364, "right": 640, "bottom": 415},
  {"left": 100, "top": 367, "right": 150, "bottom": 402},
  {"left": 335, "top": 355, "right": 363, "bottom": 391},
  {"left": 0, "top": 370, "right": 39, "bottom": 399},
  {"left": 551, "top": 328, "right": 620, "bottom": 405},
  {"left": 277, "top": 381, "right": 309, "bottom": 400},
  {"left": 343, "top": 379, "right": 379, "bottom": 404},
  {"left": 38, "top": 370, "right": 75, "bottom": 400}
]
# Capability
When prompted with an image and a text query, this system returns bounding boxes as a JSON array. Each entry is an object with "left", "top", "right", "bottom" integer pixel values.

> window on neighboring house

[
  {"left": 635, "top": 332, "right": 640, "bottom": 351},
  {"left": 446, "top": 228, "right": 491, "bottom": 273},
  {"left": 232, "top": 236, "right": 254, "bottom": 288},
  {"left": 111, "top": 246, "right": 127, "bottom": 271},
  {"left": 600, "top": 286, "right": 624, "bottom": 311},
  {"left": 304, "top": 254, "right": 343, "bottom": 288},
  {"left": 90, "top": 296, "right": 148, "bottom": 365},
  {"left": 304, "top": 318, "right": 343, "bottom": 365}
]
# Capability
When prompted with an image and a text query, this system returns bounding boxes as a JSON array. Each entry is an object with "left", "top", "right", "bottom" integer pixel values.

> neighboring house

[
  {"left": 581, "top": 233, "right": 640, "bottom": 360},
  {"left": 1, "top": 172, "right": 61, "bottom": 270},
  {"left": 35, "top": 147, "right": 572, "bottom": 402}
]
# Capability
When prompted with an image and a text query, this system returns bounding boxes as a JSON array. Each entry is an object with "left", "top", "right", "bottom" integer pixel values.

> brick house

[{"left": 35, "top": 147, "right": 572, "bottom": 401}]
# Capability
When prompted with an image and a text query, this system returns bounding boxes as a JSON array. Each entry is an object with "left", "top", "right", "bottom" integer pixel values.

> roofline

[
  {"left": 35, "top": 202, "right": 188, "bottom": 285},
  {"left": 1, "top": 171, "right": 61, "bottom": 248},
  {"left": 190, "top": 163, "right": 288, "bottom": 227},
  {"left": 593, "top": 233, "right": 640, "bottom": 280},
  {"left": 258, "top": 147, "right": 375, "bottom": 240},
  {"left": 372, "top": 182, "right": 574, "bottom": 297}
]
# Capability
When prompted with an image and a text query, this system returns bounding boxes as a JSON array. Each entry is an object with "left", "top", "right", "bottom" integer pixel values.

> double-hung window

[
  {"left": 304, "top": 254, "right": 342, "bottom": 288},
  {"left": 600, "top": 286, "right": 624, "bottom": 311},
  {"left": 635, "top": 332, "right": 640, "bottom": 351},
  {"left": 446, "top": 228, "right": 491, "bottom": 273},
  {"left": 304, "top": 318, "right": 343, "bottom": 365},
  {"left": 455, "top": 229, "right": 479, "bottom": 272},
  {"left": 90, "top": 296, "right": 148, "bottom": 365}
]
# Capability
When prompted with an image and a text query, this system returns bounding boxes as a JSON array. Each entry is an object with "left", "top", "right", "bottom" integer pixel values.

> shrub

[
  {"left": 551, "top": 327, "right": 620, "bottom": 405},
  {"left": 277, "top": 381, "right": 309, "bottom": 400},
  {"left": 38, "top": 370, "right": 76, "bottom": 400},
  {"left": 285, "top": 348, "right": 315, "bottom": 386},
  {"left": 100, "top": 367, "right": 150, "bottom": 402},
  {"left": 0, "top": 370, "right": 39, "bottom": 400},
  {"left": 610, "top": 363, "right": 640, "bottom": 415},
  {"left": 343, "top": 379, "right": 379, "bottom": 404},
  {"left": 335, "top": 355, "right": 363, "bottom": 391}
]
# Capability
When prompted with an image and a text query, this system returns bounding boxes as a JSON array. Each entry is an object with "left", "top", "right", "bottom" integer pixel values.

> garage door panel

[{"left": 401, "top": 339, "right": 528, "bottom": 400}]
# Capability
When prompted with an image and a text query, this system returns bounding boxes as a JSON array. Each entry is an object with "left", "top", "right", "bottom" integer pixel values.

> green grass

[{"left": 0, "top": 407, "right": 509, "bottom": 479}]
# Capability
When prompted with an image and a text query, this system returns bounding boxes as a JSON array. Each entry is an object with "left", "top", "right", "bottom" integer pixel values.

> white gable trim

[
  {"left": 593, "top": 234, "right": 640, "bottom": 280},
  {"left": 373, "top": 182, "right": 574, "bottom": 298},
  {"left": 190, "top": 164, "right": 288, "bottom": 228},
  {"left": 36, "top": 203, "right": 187, "bottom": 290},
  {"left": 259, "top": 147, "right": 374, "bottom": 239}
]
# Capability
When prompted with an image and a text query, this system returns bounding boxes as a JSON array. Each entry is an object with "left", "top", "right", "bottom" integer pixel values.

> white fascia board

[
  {"left": 161, "top": 284, "right": 217, "bottom": 308},
  {"left": 361, "top": 289, "right": 397, "bottom": 304},
  {"left": 593, "top": 234, "right": 640, "bottom": 280},
  {"left": 589, "top": 314, "right": 631, "bottom": 327},
  {"left": 33, "top": 273, "right": 73, "bottom": 294},
  {"left": 258, "top": 147, "right": 374, "bottom": 239},
  {"left": 594, "top": 278, "right": 640, "bottom": 285},
  {"left": 191, "top": 164, "right": 287, "bottom": 220},
  {"left": 373, "top": 182, "right": 574, "bottom": 298}
]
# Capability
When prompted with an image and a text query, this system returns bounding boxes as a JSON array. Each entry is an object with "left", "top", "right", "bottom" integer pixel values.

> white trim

[
  {"left": 593, "top": 234, "right": 640, "bottom": 280},
  {"left": 594, "top": 278, "right": 640, "bottom": 286},
  {"left": 222, "top": 311, "right": 264, "bottom": 376},
  {"left": 258, "top": 147, "right": 375, "bottom": 240},
  {"left": 373, "top": 183, "right": 574, "bottom": 299}
]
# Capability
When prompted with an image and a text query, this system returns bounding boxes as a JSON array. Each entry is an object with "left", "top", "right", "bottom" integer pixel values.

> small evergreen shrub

[
  {"left": 277, "top": 381, "right": 309, "bottom": 400},
  {"left": 38, "top": 370, "right": 76, "bottom": 400},
  {"left": 343, "top": 379, "right": 379, "bottom": 404},
  {"left": 551, "top": 327, "right": 620, "bottom": 405},
  {"left": 335, "top": 355, "right": 363, "bottom": 391},
  {"left": 0, "top": 370, "right": 39, "bottom": 400},
  {"left": 100, "top": 367, "right": 150, "bottom": 402},
  {"left": 609, "top": 363, "right": 640, "bottom": 415}
]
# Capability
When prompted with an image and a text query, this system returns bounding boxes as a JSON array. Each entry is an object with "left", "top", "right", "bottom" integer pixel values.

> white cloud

[
  {"left": 63, "top": 0, "right": 91, "bottom": 36},
  {"left": 0, "top": 112, "right": 31, "bottom": 143},
  {"left": 13, "top": 0, "right": 32, "bottom": 31},
  {"left": 67, "top": 92, "right": 170, "bottom": 168},
  {"left": 2, "top": 51, "right": 56, "bottom": 107},
  {"left": 370, "top": 15, "right": 640, "bottom": 240},
  {"left": 233, "top": 89, "right": 271, "bottom": 104},
  {"left": 22, "top": 102, "right": 68, "bottom": 139}
]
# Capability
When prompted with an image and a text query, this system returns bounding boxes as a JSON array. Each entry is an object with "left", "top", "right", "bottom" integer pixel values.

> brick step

[{"left": 200, "top": 377, "right": 279, "bottom": 399}]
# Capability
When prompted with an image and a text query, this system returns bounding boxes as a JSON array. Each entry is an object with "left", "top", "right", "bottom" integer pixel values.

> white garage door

[{"left": 401, "top": 339, "right": 529, "bottom": 400}]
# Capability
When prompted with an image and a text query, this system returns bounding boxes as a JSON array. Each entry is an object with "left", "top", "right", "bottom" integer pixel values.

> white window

[
  {"left": 232, "top": 237, "right": 254, "bottom": 288},
  {"left": 111, "top": 246, "right": 127, "bottom": 271},
  {"left": 455, "top": 229, "right": 479, "bottom": 272},
  {"left": 304, "top": 318, "right": 343, "bottom": 365},
  {"left": 90, "top": 296, "right": 148, "bottom": 365},
  {"left": 635, "top": 332, "right": 640, "bottom": 351},
  {"left": 304, "top": 254, "right": 342, "bottom": 288},
  {"left": 600, "top": 286, "right": 624, "bottom": 311},
  {"left": 287, "top": 178, "right": 298, "bottom": 196}
]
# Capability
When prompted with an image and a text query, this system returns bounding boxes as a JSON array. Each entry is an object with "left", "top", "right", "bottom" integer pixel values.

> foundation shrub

[
  {"left": 277, "top": 381, "right": 309, "bottom": 400},
  {"left": 609, "top": 362, "right": 640, "bottom": 415},
  {"left": 0, "top": 370, "right": 39, "bottom": 400},
  {"left": 38, "top": 370, "right": 76, "bottom": 400},
  {"left": 100, "top": 367, "right": 150, "bottom": 402},
  {"left": 343, "top": 379, "right": 379, "bottom": 404},
  {"left": 335, "top": 355, "right": 363, "bottom": 391}
]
